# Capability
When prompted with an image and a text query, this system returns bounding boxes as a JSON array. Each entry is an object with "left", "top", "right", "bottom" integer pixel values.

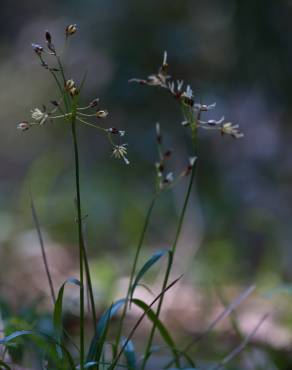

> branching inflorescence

[
  {"left": 5, "top": 25, "right": 253, "bottom": 370},
  {"left": 17, "top": 25, "right": 130, "bottom": 165}
]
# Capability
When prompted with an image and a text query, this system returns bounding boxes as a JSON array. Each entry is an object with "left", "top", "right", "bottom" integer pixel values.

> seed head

[
  {"left": 96, "top": 110, "right": 108, "bottom": 118},
  {"left": 66, "top": 24, "right": 77, "bottom": 37},
  {"left": 31, "top": 108, "right": 48, "bottom": 125},
  {"left": 112, "top": 144, "right": 129, "bottom": 165},
  {"left": 221, "top": 122, "right": 244, "bottom": 139},
  {"left": 65, "top": 79, "right": 78, "bottom": 97},
  {"left": 65, "top": 79, "right": 75, "bottom": 90}
]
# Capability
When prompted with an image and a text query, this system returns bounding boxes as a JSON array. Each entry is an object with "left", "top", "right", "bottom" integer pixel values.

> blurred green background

[{"left": 1, "top": 0, "right": 292, "bottom": 366}]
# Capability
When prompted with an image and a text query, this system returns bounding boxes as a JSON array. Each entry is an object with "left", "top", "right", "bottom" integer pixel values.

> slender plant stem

[
  {"left": 30, "top": 193, "right": 56, "bottom": 305},
  {"left": 114, "top": 194, "right": 158, "bottom": 350},
  {"left": 141, "top": 109, "right": 198, "bottom": 369},
  {"left": 52, "top": 51, "right": 97, "bottom": 335},
  {"left": 82, "top": 224, "right": 97, "bottom": 331},
  {"left": 141, "top": 165, "right": 196, "bottom": 369},
  {"left": 71, "top": 101, "right": 85, "bottom": 370}
]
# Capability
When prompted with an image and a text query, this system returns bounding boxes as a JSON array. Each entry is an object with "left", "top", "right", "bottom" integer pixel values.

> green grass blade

[
  {"left": 0, "top": 330, "right": 75, "bottom": 369},
  {"left": 130, "top": 249, "right": 172, "bottom": 300},
  {"left": 0, "top": 359, "right": 11, "bottom": 370},
  {"left": 87, "top": 278, "right": 181, "bottom": 366},
  {"left": 86, "top": 299, "right": 125, "bottom": 361},
  {"left": 109, "top": 276, "right": 182, "bottom": 370},
  {"left": 132, "top": 298, "right": 180, "bottom": 366},
  {"left": 53, "top": 278, "right": 81, "bottom": 342},
  {"left": 121, "top": 338, "right": 136, "bottom": 370}
]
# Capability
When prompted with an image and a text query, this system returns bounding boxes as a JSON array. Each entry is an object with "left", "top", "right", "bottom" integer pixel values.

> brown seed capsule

[{"left": 66, "top": 24, "right": 77, "bottom": 37}]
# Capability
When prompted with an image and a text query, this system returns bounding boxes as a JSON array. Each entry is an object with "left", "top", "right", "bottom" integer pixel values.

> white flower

[
  {"left": 221, "top": 122, "right": 244, "bottom": 139},
  {"left": 112, "top": 144, "right": 130, "bottom": 165},
  {"left": 165, "top": 172, "right": 174, "bottom": 183},
  {"left": 194, "top": 102, "right": 216, "bottom": 111},
  {"left": 189, "top": 156, "right": 197, "bottom": 166},
  {"left": 177, "top": 80, "right": 184, "bottom": 92},
  {"left": 182, "top": 85, "right": 193, "bottom": 99},
  {"left": 31, "top": 108, "right": 48, "bottom": 125},
  {"left": 162, "top": 51, "right": 168, "bottom": 68},
  {"left": 96, "top": 110, "right": 109, "bottom": 118}
]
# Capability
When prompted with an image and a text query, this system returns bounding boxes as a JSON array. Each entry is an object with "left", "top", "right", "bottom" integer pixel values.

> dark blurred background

[{"left": 1, "top": 0, "right": 292, "bottom": 366}]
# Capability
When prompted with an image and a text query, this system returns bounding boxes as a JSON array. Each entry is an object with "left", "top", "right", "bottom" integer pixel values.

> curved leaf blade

[
  {"left": 131, "top": 249, "right": 172, "bottom": 299},
  {"left": 87, "top": 299, "right": 125, "bottom": 361},
  {"left": 0, "top": 330, "right": 75, "bottom": 370}
]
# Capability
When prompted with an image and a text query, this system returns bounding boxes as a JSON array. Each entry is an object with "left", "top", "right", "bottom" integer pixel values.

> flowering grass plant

[{"left": 0, "top": 24, "right": 267, "bottom": 370}]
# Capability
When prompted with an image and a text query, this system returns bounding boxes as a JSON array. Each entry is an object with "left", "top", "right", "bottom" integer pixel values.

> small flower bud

[
  {"left": 17, "top": 122, "right": 30, "bottom": 131},
  {"left": 45, "top": 30, "right": 52, "bottom": 43},
  {"left": 181, "top": 120, "right": 190, "bottom": 127},
  {"left": 89, "top": 98, "right": 100, "bottom": 107},
  {"left": 69, "top": 87, "right": 79, "bottom": 97},
  {"left": 182, "top": 157, "right": 197, "bottom": 176},
  {"left": 163, "top": 150, "right": 172, "bottom": 159},
  {"left": 66, "top": 24, "right": 77, "bottom": 37},
  {"left": 31, "top": 43, "right": 43, "bottom": 55},
  {"left": 96, "top": 110, "right": 108, "bottom": 118},
  {"left": 156, "top": 122, "right": 162, "bottom": 144},
  {"left": 189, "top": 156, "right": 197, "bottom": 167},
  {"left": 165, "top": 172, "right": 174, "bottom": 183},
  {"left": 155, "top": 162, "right": 164, "bottom": 173},
  {"left": 50, "top": 100, "right": 59, "bottom": 107},
  {"left": 107, "top": 127, "right": 119, "bottom": 134},
  {"left": 65, "top": 79, "right": 75, "bottom": 91}
]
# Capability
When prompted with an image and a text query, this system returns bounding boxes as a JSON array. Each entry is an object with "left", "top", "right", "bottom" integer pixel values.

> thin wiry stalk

[
  {"left": 164, "top": 284, "right": 256, "bottom": 369},
  {"left": 82, "top": 224, "right": 97, "bottom": 331},
  {"left": 30, "top": 185, "right": 79, "bottom": 353},
  {"left": 30, "top": 192, "right": 56, "bottom": 305},
  {"left": 141, "top": 111, "right": 198, "bottom": 369},
  {"left": 215, "top": 285, "right": 244, "bottom": 340},
  {"left": 141, "top": 165, "right": 196, "bottom": 369},
  {"left": 114, "top": 194, "right": 158, "bottom": 351},
  {"left": 71, "top": 99, "right": 85, "bottom": 370},
  {"left": 211, "top": 313, "right": 269, "bottom": 370},
  {"left": 52, "top": 51, "right": 97, "bottom": 337}
]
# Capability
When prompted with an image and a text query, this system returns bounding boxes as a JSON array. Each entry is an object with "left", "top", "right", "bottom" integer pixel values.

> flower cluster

[
  {"left": 154, "top": 123, "right": 196, "bottom": 190},
  {"left": 17, "top": 25, "right": 129, "bottom": 165},
  {"left": 130, "top": 51, "right": 243, "bottom": 139}
]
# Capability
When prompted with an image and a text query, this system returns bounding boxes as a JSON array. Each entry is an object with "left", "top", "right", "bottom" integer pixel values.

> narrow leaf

[
  {"left": 0, "top": 330, "right": 75, "bottom": 369},
  {"left": 121, "top": 338, "right": 136, "bottom": 370},
  {"left": 87, "top": 299, "right": 125, "bottom": 361},
  {"left": 53, "top": 278, "right": 81, "bottom": 355},
  {"left": 131, "top": 249, "right": 172, "bottom": 299}
]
